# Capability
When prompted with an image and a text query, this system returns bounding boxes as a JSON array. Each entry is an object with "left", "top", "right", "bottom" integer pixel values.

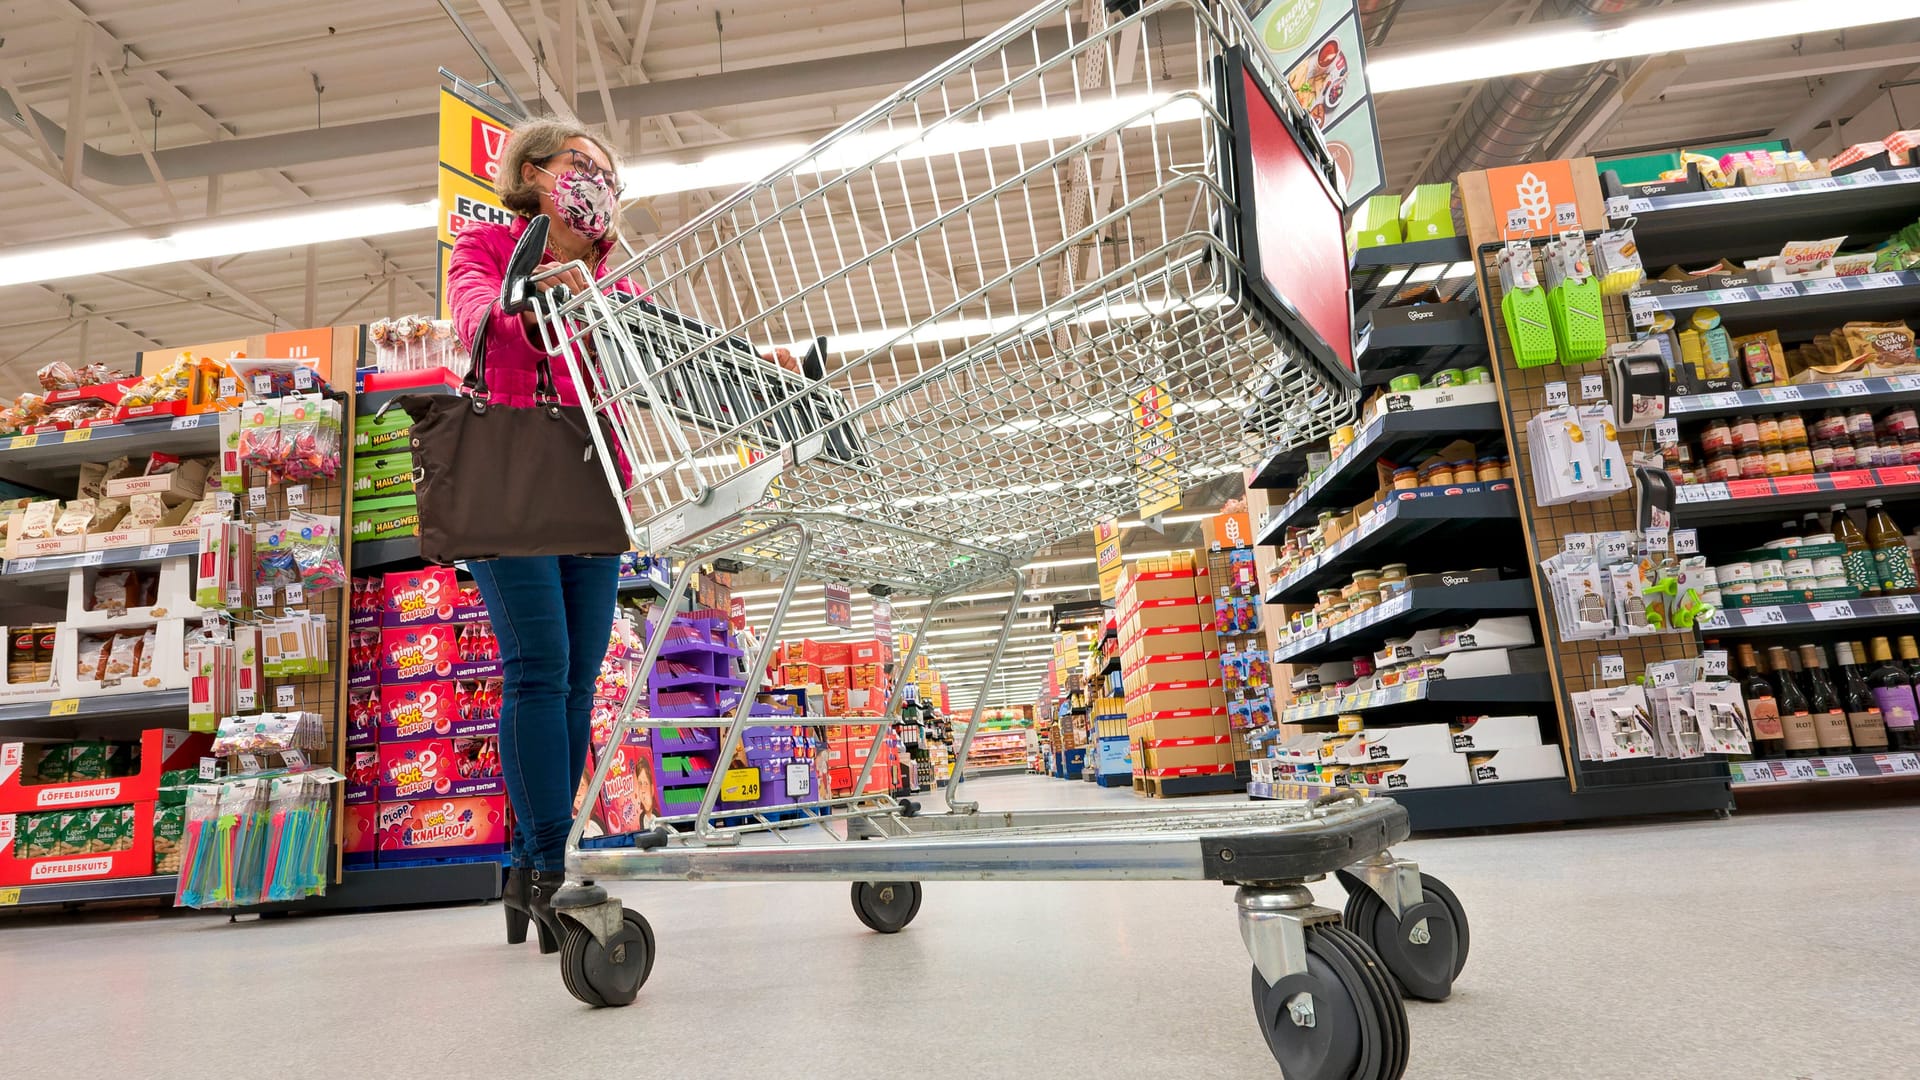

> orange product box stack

[
  {"left": 771, "top": 638, "right": 893, "bottom": 718},
  {"left": 1116, "top": 552, "right": 1235, "bottom": 781}
]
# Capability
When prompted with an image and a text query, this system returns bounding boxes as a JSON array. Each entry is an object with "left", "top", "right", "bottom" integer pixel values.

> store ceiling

[{"left": 3, "top": 0, "right": 1919, "bottom": 705}]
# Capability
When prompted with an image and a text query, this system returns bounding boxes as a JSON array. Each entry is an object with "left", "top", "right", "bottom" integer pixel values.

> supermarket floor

[{"left": 5, "top": 777, "right": 1917, "bottom": 1080}]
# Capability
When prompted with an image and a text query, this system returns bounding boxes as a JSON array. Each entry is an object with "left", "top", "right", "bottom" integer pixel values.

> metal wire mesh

[{"left": 537, "top": 0, "right": 1356, "bottom": 596}]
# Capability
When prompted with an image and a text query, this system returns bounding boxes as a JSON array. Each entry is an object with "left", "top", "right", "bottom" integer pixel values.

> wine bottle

[
  {"left": 1739, "top": 643, "right": 1785, "bottom": 758},
  {"left": 1836, "top": 641, "right": 1889, "bottom": 751},
  {"left": 1769, "top": 645, "right": 1819, "bottom": 757},
  {"left": 1867, "top": 637, "right": 1919, "bottom": 751},
  {"left": 1833, "top": 505, "right": 1880, "bottom": 596},
  {"left": 1798, "top": 645, "right": 1852, "bottom": 753},
  {"left": 1866, "top": 500, "right": 1918, "bottom": 594}
]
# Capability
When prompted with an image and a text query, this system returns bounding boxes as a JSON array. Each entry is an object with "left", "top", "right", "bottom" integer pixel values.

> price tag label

[
  {"left": 1810, "top": 601, "right": 1855, "bottom": 621},
  {"left": 1822, "top": 756, "right": 1859, "bottom": 779},
  {"left": 286, "top": 484, "right": 307, "bottom": 508},
  {"left": 1886, "top": 753, "right": 1920, "bottom": 775},
  {"left": 142, "top": 544, "right": 171, "bottom": 561},
  {"left": 62, "top": 429, "right": 93, "bottom": 444},
  {"left": 1737, "top": 761, "right": 1774, "bottom": 784},
  {"left": 1701, "top": 649, "right": 1729, "bottom": 678},
  {"left": 1835, "top": 379, "right": 1871, "bottom": 397},
  {"left": 1648, "top": 664, "right": 1680, "bottom": 688},
  {"left": 1809, "top": 177, "right": 1840, "bottom": 191},
  {"left": 199, "top": 756, "right": 218, "bottom": 781},
  {"left": 1803, "top": 277, "right": 1847, "bottom": 294},
  {"left": 254, "top": 585, "right": 276, "bottom": 608},
  {"left": 1699, "top": 610, "right": 1729, "bottom": 631},
  {"left": 282, "top": 748, "right": 307, "bottom": 769},
  {"left": 170, "top": 414, "right": 198, "bottom": 430},
  {"left": 786, "top": 762, "right": 810, "bottom": 797},
  {"left": 293, "top": 367, "right": 314, "bottom": 390},
  {"left": 1653, "top": 419, "right": 1679, "bottom": 444},
  {"left": 1898, "top": 169, "right": 1920, "bottom": 183},
  {"left": 1862, "top": 272, "right": 1904, "bottom": 290},
  {"left": 1564, "top": 533, "right": 1593, "bottom": 556},
  {"left": 1716, "top": 287, "right": 1751, "bottom": 304},
  {"left": 1890, "top": 596, "right": 1918, "bottom": 616},
  {"left": 1505, "top": 207, "right": 1530, "bottom": 234},
  {"left": 252, "top": 374, "right": 274, "bottom": 396},
  {"left": 219, "top": 377, "right": 238, "bottom": 398},
  {"left": 1554, "top": 202, "right": 1579, "bottom": 228},
  {"left": 239, "top": 753, "right": 261, "bottom": 773},
  {"left": 1769, "top": 385, "right": 1803, "bottom": 402},
  {"left": 1599, "top": 654, "right": 1626, "bottom": 681},
  {"left": 46, "top": 698, "right": 79, "bottom": 717},
  {"left": 1544, "top": 381, "right": 1570, "bottom": 408},
  {"left": 1891, "top": 375, "right": 1920, "bottom": 392},
  {"left": 1755, "top": 283, "right": 1797, "bottom": 300},
  {"left": 1579, "top": 374, "right": 1605, "bottom": 401},
  {"left": 285, "top": 583, "right": 306, "bottom": 606},
  {"left": 1605, "top": 195, "right": 1630, "bottom": 219},
  {"left": 1600, "top": 534, "right": 1632, "bottom": 562},
  {"left": 1672, "top": 528, "right": 1699, "bottom": 554},
  {"left": 248, "top": 488, "right": 268, "bottom": 510},
  {"left": 1783, "top": 758, "right": 1819, "bottom": 782},
  {"left": 77, "top": 551, "right": 103, "bottom": 567},
  {"left": 1852, "top": 170, "right": 1886, "bottom": 185},
  {"left": 1753, "top": 606, "right": 1789, "bottom": 625},
  {"left": 276, "top": 685, "right": 298, "bottom": 708},
  {"left": 7, "top": 557, "right": 35, "bottom": 574},
  {"left": 1627, "top": 198, "right": 1653, "bottom": 214},
  {"left": 1643, "top": 526, "right": 1669, "bottom": 552}
]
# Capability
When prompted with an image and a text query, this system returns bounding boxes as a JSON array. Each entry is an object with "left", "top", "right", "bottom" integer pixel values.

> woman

[{"left": 445, "top": 117, "right": 632, "bottom": 954}]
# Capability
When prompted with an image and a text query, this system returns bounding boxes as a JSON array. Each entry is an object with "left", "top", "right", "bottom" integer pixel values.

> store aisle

[{"left": 3, "top": 775, "right": 1914, "bottom": 1080}]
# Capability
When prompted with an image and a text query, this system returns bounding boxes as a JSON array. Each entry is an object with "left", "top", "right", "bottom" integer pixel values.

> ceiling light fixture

[{"left": 1369, "top": 0, "right": 1916, "bottom": 92}]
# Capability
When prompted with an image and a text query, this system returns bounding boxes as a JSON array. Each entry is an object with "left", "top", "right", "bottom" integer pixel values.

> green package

[
  {"left": 66, "top": 741, "right": 110, "bottom": 780},
  {"left": 90, "top": 805, "right": 130, "bottom": 853},
  {"left": 351, "top": 495, "right": 420, "bottom": 542},
  {"left": 105, "top": 741, "right": 138, "bottom": 778},
  {"left": 33, "top": 744, "right": 71, "bottom": 783},
  {"left": 56, "top": 811, "right": 96, "bottom": 855},
  {"left": 353, "top": 408, "right": 413, "bottom": 454},
  {"left": 351, "top": 454, "right": 416, "bottom": 498},
  {"left": 152, "top": 803, "right": 185, "bottom": 871},
  {"left": 15, "top": 813, "right": 46, "bottom": 858}
]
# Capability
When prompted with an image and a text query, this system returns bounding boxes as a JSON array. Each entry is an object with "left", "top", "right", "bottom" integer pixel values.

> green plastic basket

[
  {"left": 1548, "top": 276, "right": 1607, "bottom": 364},
  {"left": 1503, "top": 285, "right": 1559, "bottom": 368}
]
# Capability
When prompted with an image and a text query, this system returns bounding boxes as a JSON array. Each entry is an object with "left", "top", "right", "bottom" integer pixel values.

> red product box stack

[
  {"left": 1117, "top": 553, "right": 1240, "bottom": 793},
  {"left": 347, "top": 569, "right": 509, "bottom": 866}
]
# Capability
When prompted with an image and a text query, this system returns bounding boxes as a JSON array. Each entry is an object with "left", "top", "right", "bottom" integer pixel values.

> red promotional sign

[
  {"left": 824, "top": 584, "right": 852, "bottom": 629},
  {"left": 729, "top": 596, "right": 746, "bottom": 631},
  {"left": 471, "top": 115, "right": 511, "bottom": 183}
]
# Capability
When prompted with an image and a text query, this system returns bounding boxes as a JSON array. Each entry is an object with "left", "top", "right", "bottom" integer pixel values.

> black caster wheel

[
  {"left": 560, "top": 910, "right": 655, "bottom": 1008},
  {"left": 1250, "top": 924, "right": 1407, "bottom": 1080},
  {"left": 851, "top": 881, "right": 922, "bottom": 934},
  {"left": 1342, "top": 873, "right": 1469, "bottom": 1002}
]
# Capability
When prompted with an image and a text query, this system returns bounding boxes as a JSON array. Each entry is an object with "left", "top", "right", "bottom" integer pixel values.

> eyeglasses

[{"left": 540, "top": 148, "right": 625, "bottom": 197}]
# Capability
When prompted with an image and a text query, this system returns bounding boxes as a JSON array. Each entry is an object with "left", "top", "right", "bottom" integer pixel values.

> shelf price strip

[
  {"left": 1668, "top": 374, "right": 1920, "bottom": 417},
  {"left": 1607, "top": 168, "right": 1920, "bottom": 220},
  {"left": 1731, "top": 753, "right": 1920, "bottom": 786},
  {"left": 1674, "top": 465, "right": 1920, "bottom": 507},
  {"left": 1628, "top": 269, "right": 1920, "bottom": 317}
]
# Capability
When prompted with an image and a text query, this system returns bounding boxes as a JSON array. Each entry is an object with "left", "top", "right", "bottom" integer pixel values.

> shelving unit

[{"left": 1247, "top": 231, "right": 1557, "bottom": 826}]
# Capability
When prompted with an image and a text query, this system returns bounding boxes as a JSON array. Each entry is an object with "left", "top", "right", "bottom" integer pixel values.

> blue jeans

[{"left": 466, "top": 555, "right": 620, "bottom": 872}]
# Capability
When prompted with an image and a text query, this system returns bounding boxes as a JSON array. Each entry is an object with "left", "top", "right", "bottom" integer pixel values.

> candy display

[
  {"left": 209, "top": 711, "right": 325, "bottom": 761},
  {"left": 367, "top": 315, "right": 470, "bottom": 374},
  {"left": 232, "top": 396, "right": 342, "bottom": 485}
]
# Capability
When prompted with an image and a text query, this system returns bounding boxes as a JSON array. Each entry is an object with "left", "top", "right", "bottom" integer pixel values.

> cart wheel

[
  {"left": 1343, "top": 873, "right": 1469, "bottom": 1002},
  {"left": 1250, "top": 925, "right": 1406, "bottom": 1080},
  {"left": 851, "top": 881, "right": 922, "bottom": 934},
  {"left": 560, "top": 910, "right": 655, "bottom": 1008}
]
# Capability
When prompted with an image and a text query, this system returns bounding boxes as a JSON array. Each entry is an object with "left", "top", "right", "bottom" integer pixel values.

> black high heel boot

[
  {"left": 528, "top": 868, "right": 568, "bottom": 955},
  {"left": 502, "top": 866, "right": 532, "bottom": 945}
]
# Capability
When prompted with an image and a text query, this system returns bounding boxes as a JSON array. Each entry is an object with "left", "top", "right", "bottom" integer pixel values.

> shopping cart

[{"left": 518, "top": 1, "right": 1470, "bottom": 1074}]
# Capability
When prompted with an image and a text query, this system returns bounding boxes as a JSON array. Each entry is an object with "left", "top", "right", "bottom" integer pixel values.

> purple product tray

[
  {"left": 650, "top": 728, "right": 720, "bottom": 754},
  {"left": 654, "top": 672, "right": 746, "bottom": 688}
]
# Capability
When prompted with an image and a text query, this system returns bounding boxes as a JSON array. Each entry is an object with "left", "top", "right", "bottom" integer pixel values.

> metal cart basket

[{"left": 520, "top": 1, "right": 1469, "bottom": 1074}]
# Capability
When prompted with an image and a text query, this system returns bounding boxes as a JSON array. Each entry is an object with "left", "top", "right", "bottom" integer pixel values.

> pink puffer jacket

[{"left": 445, "top": 215, "right": 637, "bottom": 408}]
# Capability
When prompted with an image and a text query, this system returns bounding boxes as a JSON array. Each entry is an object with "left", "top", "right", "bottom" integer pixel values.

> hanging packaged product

[
  {"left": 1542, "top": 232, "right": 1606, "bottom": 364},
  {"left": 1499, "top": 240, "right": 1558, "bottom": 367},
  {"left": 1591, "top": 226, "right": 1645, "bottom": 296},
  {"left": 173, "top": 771, "right": 338, "bottom": 909},
  {"left": 1526, "top": 403, "right": 1630, "bottom": 505},
  {"left": 195, "top": 518, "right": 254, "bottom": 610},
  {"left": 254, "top": 513, "right": 347, "bottom": 599}
]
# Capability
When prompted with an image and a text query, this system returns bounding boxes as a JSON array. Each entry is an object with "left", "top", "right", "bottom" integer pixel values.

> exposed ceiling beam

[
  {"left": 60, "top": 27, "right": 91, "bottom": 187},
  {"left": 1547, "top": 52, "right": 1688, "bottom": 163},
  {"left": 630, "top": 0, "right": 659, "bottom": 68},
  {"left": 27, "top": 284, "right": 162, "bottom": 353},
  {"left": 0, "top": 66, "right": 63, "bottom": 172},
  {"left": 471, "top": 0, "right": 582, "bottom": 122},
  {"left": 1769, "top": 20, "right": 1920, "bottom": 146},
  {"left": 91, "top": 60, "right": 179, "bottom": 217},
  {"left": 1667, "top": 41, "right": 1920, "bottom": 95}
]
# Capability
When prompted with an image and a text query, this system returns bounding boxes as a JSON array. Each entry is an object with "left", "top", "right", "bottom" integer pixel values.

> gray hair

[{"left": 494, "top": 117, "right": 623, "bottom": 244}]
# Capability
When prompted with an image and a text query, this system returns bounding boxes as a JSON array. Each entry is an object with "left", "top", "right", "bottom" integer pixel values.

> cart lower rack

[{"left": 512, "top": 0, "right": 1473, "bottom": 1075}]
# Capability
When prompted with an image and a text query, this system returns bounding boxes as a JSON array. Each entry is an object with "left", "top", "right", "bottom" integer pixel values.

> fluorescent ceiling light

[
  {"left": 1369, "top": 0, "right": 1915, "bottom": 92},
  {"left": 0, "top": 199, "right": 436, "bottom": 289}
]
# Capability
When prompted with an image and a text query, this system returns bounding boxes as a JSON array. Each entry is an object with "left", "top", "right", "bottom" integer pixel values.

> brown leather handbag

[{"left": 398, "top": 216, "right": 629, "bottom": 564}]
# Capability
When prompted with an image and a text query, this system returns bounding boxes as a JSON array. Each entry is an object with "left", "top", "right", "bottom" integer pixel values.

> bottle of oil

[
  {"left": 1866, "top": 500, "right": 1917, "bottom": 594},
  {"left": 1833, "top": 505, "right": 1880, "bottom": 596}
]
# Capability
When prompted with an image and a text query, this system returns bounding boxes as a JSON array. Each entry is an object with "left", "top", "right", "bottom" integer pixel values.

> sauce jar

[
  {"left": 1778, "top": 413, "right": 1809, "bottom": 447},
  {"left": 1886, "top": 406, "right": 1920, "bottom": 438},
  {"left": 1812, "top": 410, "right": 1848, "bottom": 443},
  {"left": 1348, "top": 590, "right": 1379, "bottom": 614},
  {"left": 1831, "top": 440, "right": 1859, "bottom": 471},
  {"left": 1350, "top": 569, "right": 1382, "bottom": 594},
  {"left": 1738, "top": 449, "right": 1769, "bottom": 479},
  {"left": 1756, "top": 414, "right": 1783, "bottom": 451},
  {"left": 1447, "top": 460, "right": 1474, "bottom": 484},
  {"left": 1847, "top": 408, "right": 1876, "bottom": 438},
  {"left": 1811, "top": 440, "right": 1836, "bottom": 473},
  {"left": 1699, "top": 419, "right": 1734, "bottom": 454},
  {"left": 1420, "top": 462, "right": 1453, "bottom": 487},
  {"left": 1477, "top": 456, "right": 1504, "bottom": 483},
  {"left": 1379, "top": 564, "right": 1409, "bottom": 595},
  {"left": 1783, "top": 444, "right": 1815, "bottom": 475},
  {"left": 1731, "top": 416, "right": 1762, "bottom": 451},
  {"left": 1391, "top": 466, "right": 1419, "bottom": 490}
]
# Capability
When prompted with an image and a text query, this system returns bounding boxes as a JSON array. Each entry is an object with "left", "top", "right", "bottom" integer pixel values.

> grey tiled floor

[{"left": 3, "top": 775, "right": 1915, "bottom": 1079}]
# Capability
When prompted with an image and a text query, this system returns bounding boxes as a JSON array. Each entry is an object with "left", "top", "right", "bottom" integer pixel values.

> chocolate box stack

[
  {"left": 345, "top": 569, "right": 508, "bottom": 867},
  {"left": 1118, "top": 552, "right": 1237, "bottom": 791}
]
